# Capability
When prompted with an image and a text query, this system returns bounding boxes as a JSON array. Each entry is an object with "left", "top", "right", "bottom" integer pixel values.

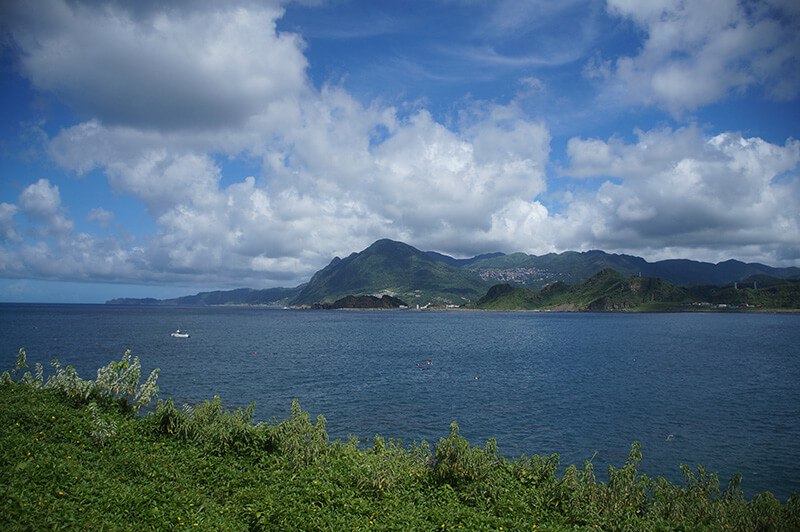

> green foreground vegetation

[{"left": 2, "top": 350, "right": 799, "bottom": 531}]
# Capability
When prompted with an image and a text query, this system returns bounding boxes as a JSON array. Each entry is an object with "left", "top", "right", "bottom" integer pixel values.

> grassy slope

[
  {"left": 2, "top": 379, "right": 800, "bottom": 531},
  {"left": 471, "top": 268, "right": 800, "bottom": 311},
  {"left": 471, "top": 270, "right": 692, "bottom": 311},
  {"left": 702, "top": 281, "right": 800, "bottom": 309},
  {"left": 0, "top": 385, "right": 445, "bottom": 530}
]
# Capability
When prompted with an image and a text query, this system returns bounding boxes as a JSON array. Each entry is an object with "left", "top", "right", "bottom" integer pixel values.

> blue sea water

[{"left": 1, "top": 303, "right": 799, "bottom": 501}]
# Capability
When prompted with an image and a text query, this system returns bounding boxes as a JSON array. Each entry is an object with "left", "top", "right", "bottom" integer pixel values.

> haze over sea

[{"left": 2, "top": 304, "right": 799, "bottom": 501}]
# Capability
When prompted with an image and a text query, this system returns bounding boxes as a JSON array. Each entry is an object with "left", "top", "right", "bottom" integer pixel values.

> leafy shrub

[
  {"left": 513, "top": 451, "right": 560, "bottom": 502},
  {"left": 268, "top": 399, "right": 329, "bottom": 465},
  {"left": 45, "top": 358, "right": 95, "bottom": 402},
  {"left": 432, "top": 421, "right": 507, "bottom": 503},
  {"left": 556, "top": 457, "right": 602, "bottom": 524},
  {"left": 149, "top": 397, "right": 194, "bottom": 439},
  {"left": 3, "top": 348, "right": 159, "bottom": 450},
  {"left": 148, "top": 395, "right": 268, "bottom": 455},
  {"left": 604, "top": 441, "right": 651, "bottom": 518},
  {"left": 783, "top": 492, "right": 800, "bottom": 530},
  {"left": 2, "top": 348, "right": 36, "bottom": 386},
  {"left": 750, "top": 491, "right": 785, "bottom": 531},
  {"left": 12, "top": 349, "right": 163, "bottom": 412},
  {"left": 87, "top": 401, "right": 117, "bottom": 446},
  {"left": 352, "top": 435, "right": 431, "bottom": 497},
  {"left": 94, "top": 350, "right": 160, "bottom": 410},
  {"left": 192, "top": 396, "right": 267, "bottom": 454}
]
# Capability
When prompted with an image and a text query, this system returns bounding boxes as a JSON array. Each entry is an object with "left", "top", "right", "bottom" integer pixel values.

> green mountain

[
  {"left": 470, "top": 269, "right": 692, "bottom": 311},
  {"left": 105, "top": 239, "right": 800, "bottom": 307},
  {"left": 470, "top": 269, "right": 800, "bottom": 311},
  {"left": 288, "top": 239, "right": 492, "bottom": 306},
  {"left": 467, "top": 250, "right": 800, "bottom": 288},
  {"left": 696, "top": 278, "right": 800, "bottom": 309}
]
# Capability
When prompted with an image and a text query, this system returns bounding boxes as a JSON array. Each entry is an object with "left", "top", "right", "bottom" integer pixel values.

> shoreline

[
  {"left": 6, "top": 301, "right": 798, "bottom": 313},
  {"left": 289, "top": 304, "right": 800, "bottom": 313}
]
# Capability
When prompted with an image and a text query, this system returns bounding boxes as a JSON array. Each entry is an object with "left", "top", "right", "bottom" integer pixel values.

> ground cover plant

[{"left": 2, "top": 350, "right": 799, "bottom": 530}]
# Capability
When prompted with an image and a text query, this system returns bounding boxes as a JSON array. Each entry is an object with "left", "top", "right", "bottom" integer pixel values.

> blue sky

[{"left": 1, "top": 0, "right": 799, "bottom": 303}]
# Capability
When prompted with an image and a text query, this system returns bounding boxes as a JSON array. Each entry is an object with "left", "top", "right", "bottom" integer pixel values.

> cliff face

[{"left": 311, "top": 294, "right": 408, "bottom": 309}]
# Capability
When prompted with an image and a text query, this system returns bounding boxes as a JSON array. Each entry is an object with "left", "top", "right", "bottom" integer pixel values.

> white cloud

[
  {"left": 86, "top": 207, "right": 115, "bottom": 228},
  {"left": 565, "top": 126, "right": 718, "bottom": 179},
  {"left": 484, "top": 199, "right": 555, "bottom": 252},
  {"left": 45, "top": 68, "right": 554, "bottom": 280},
  {"left": 109, "top": 152, "right": 223, "bottom": 214},
  {"left": 603, "top": 0, "right": 800, "bottom": 114},
  {"left": 562, "top": 127, "right": 800, "bottom": 263},
  {"left": 0, "top": 203, "right": 22, "bottom": 243},
  {"left": 6, "top": 0, "right": 308, "bottom": 130},
  {"left": 371, "top": 103, "right": 550, "bottom": 242},
  {"left": 18, "top": 179, "right": 75, "bottom": 237},
  {"left": 18, "top": 179, "right": 61, "bottom": 220}
]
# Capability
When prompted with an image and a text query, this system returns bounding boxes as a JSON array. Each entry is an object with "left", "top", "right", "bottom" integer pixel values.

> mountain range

[
  {"left": 468, "top": 268, "right": 800, "bottom": 311},
  {"left": 106, "top": 239, "right": 800, "bottom": 308}
]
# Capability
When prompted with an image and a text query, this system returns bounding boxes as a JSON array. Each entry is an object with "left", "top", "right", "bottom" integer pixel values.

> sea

[{"left": 1, "top": 303, "right": 799, "bottom": 501}]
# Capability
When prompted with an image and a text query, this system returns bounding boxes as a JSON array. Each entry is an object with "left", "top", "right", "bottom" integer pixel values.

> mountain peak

[
  {"left": 289, "top": 239, "right": 490, "bottom": 305},
  {"left": 364, "top": 239, "right": 422, "bottom": 256}
]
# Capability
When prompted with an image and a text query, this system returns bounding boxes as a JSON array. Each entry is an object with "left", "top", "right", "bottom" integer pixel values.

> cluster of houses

[{"left": 475, "top": 267, "right": 563, "bottom": 284}]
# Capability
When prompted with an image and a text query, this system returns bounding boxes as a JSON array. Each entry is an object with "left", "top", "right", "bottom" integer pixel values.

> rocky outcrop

[{"left": 312, "top": 294, "right": 408, "bottom": 309}]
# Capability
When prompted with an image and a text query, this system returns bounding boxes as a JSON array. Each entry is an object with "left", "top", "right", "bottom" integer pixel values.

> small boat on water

[{"left": 171, "top": 330, "right": 190, "bottom": 338}]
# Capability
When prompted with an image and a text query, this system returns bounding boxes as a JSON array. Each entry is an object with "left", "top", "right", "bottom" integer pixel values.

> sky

[{"left": 1, "top": 0, "right": 799, "bottom": 303}]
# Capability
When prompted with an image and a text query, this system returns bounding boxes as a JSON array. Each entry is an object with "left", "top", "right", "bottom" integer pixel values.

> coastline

[{"left": 291, "top": 304, "right": 800, "bottom": 313}]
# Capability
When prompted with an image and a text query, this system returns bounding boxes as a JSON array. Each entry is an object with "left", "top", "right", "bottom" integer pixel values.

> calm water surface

[{"left": 2, "top": 304, "right": 799, "bottom": 500}]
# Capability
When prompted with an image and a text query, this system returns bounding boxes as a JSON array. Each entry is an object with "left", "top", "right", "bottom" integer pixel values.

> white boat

[{"left": 171, "top": 330, "right": 190, "bottom": 338}]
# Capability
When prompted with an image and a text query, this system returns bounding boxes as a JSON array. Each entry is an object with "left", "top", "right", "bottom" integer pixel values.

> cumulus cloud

[
  {"left": 600, "top": 0, "right": 800, "bottom": 115},
  {"left": 0, "top": 180, "right": 140, "bottom": 283},
  {"left": 86, "top": 207, "right": 114, "bottom": 228},
  {"left": 0, "top": 203, "right": 22, "bottom": 243},
  {"left": 371, "top": 106, "right": 549, "bottom": 241},
  {"left": 562, "top": 127, "right": 800, "bottom": 263},
  {"left": 4, "top": 0, "right": 308, "bottom": 130},
  {"left": 43, "top": 65, "right": 555, "bottom": 284},
  {"left": 18, "top": 179, "right": 74, "bottom": 237}
]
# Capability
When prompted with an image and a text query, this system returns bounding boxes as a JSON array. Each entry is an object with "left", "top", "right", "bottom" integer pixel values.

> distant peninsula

[
  {"left": 107, "top": 239, "right": 800, "bottom": 311},
  {"left": 107, "top": 286, "right": 303, "bottom": 307}
]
